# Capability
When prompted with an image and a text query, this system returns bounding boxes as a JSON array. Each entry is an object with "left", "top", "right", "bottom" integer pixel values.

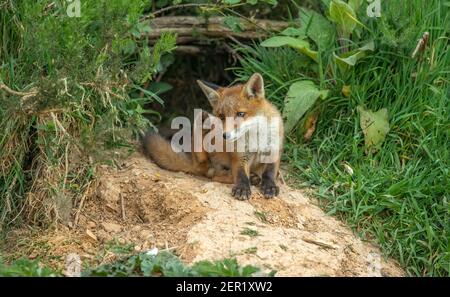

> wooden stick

[
  {"left": 174, "top": 45, "right": 202, "bottom": 55},
  {"left": 302, "top": 237, "right": 338, "bottom": 250},
  {"left": 142, "top": 3, "right": 219, "bottom": 19},
  {"left": 120, "top": 193, "right": 126, "bottom": 221},
  {"left": 0, "top": 83, "right": 38, "bottom": 98},
  {"left": 73, "top": 192, "right": 87, "bottom": 227},
  {"left": 145, "top": 16, "right": 288, "bottom": 42},
  {"left": 279, "top": 170, "right": 287, "bottom": 185}
]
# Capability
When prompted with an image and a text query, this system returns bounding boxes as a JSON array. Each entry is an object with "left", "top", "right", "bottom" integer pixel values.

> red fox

[{"left": 143, "top": 73, "right": 284, "bottom": 200}]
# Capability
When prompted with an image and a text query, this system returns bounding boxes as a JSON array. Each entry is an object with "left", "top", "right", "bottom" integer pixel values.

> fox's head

[{"left": 197, "top": 73, "right": 266, "bottom": 141}]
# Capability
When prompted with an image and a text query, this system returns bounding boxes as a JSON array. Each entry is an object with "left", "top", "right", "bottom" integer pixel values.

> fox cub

[{"left": 143, "top": 73, "right": 284, "bottom": 200}]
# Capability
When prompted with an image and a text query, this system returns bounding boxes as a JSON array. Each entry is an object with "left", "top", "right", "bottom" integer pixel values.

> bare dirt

[{"left": 4, "top": 153, "right": 404, "bottom": 276}]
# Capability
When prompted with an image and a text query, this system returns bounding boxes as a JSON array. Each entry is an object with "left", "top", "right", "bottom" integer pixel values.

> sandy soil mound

[{"left": 4, "top": 153, "right": 404, "bottom": 276}]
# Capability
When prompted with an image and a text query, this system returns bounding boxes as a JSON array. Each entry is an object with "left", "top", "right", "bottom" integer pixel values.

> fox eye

[{"left": 236, "top": 112, "right": 246, "bottom": 117}]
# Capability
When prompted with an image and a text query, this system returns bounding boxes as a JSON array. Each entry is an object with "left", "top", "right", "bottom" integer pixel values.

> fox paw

[
  {"left": 232, "top": 183, "right": 251, "bottom": 200},
  {"left": 261, "top": 179, "right": 279, "bottom": 198},
  {"left": 250, "top": 174, "right": 261, "bottom": 186}
]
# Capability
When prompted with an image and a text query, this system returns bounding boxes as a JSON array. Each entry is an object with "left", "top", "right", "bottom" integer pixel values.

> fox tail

[{"left": 142, "top": 132, "right": 207, "bottom": 176}]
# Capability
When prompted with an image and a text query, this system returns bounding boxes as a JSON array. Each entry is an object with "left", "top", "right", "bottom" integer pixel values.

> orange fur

[{"left": 144, "top": 73, "right": 284, "bottom": 199}]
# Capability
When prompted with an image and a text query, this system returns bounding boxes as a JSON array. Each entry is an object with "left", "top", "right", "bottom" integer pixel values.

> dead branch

[
  {"left": 73, "top": 182, "right": 91, "bottom": 227},
  {"left": 174, "top": 45, "right": 202, "bottom": 55},
  {"left": 302, "top": 237, "right": 338, "bottom": 250},
  {"left": 146, "top": 16, "right": 288, "bottom": 44},
  {"left": 142, "top": 3, "right": 219, "bottom": 20},
  {"left": 0, "top": 83, "right": 38, "bottom": 99},
  {"left": 120, "top": 193, "right": 126, "bottom": 221}
]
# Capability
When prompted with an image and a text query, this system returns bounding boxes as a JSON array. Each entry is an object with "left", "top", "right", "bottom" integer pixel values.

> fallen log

[{"left": 146, "top": 16, "right": 288, "bottom": 44}]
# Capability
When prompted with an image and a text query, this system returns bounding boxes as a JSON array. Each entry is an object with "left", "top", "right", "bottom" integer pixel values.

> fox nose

[{"left": 223, "top": 132, "right": 231, "bottom": 140}]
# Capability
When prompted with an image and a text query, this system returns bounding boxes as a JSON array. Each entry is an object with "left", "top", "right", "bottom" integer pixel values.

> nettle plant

[{"left": 260, "top": 0, "right": 387, "bottom": 152}]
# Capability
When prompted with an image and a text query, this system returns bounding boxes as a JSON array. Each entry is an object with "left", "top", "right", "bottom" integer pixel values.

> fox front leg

[
  {"left": 261, "top": 163, "right": 279, "bottom": 198},
  {"left": 231, "top": 156, "right": 251, "bottom": 200}
]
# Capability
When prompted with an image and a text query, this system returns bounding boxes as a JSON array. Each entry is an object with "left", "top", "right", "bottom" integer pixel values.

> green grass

[
  {"left": 279, "top": 245, "right": 288, "bottom": 251},
  {"left": 254, "top": 211, "right": 269, "bottom": 223},
  {"left": 243, "top": 247, "right": 258, "bottom": 254},
  {"left": 241, "top": 227, "right": 261, "bottom": 237},
  {"left": 0, "top": 0, "right": 175, "bottom": 228},
  {"left": 235, "top": 0, "right": 449, "bottom": 276},
  {"left": 0, "top": 250, "right": 272, "bottom": 277}
]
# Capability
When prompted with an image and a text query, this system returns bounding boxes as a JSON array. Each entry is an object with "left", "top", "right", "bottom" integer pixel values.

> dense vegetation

[
  {"left": 0, "top": 0, "right": 176, "bottom": 226},
  {"left": 0, "top": 250, "right": 271, "bottom": 277},
  {"left": 0, "top": 0, "right": 448, "bottom": 276},
  {"left": 234, "top": 0, "right": 449, "bottom": 276}
]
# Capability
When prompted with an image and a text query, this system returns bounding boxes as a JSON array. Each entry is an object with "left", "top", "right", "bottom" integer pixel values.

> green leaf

[
  {"left": 156, "top": 0, "right": 169, "bottom": 8},
  {"left": 348, "top": 0, "right": 363, "bottom": 12},
  {"left": 299, "top": 7, "right": 335, "bottom": 50},
  {"left": 247, "top": 0, "right": 258, "bottom": 4},
  {"left": 357, "top": 106, "right": 390, "bottom": 153},
  {"left": 136, "top": 22, "right": 152, "bottom": 34},
  {"left": 298, "top": 46, "right": 319, "bottom": 62},
  {"left": 223, "top": 0, "right": 242, "bottom": 4},
  {"left": 321, "top": 0, "right": 332, "bottom": 7},
  {"left": 240, "top": 265, "right": 260, "bottom": 276},
  {"left": 130, "top": 26, "right": 141, "bottom": 38},
  {"left": 280, "top": 27, "right": 306, "bottom": 38},
  {"left": 122, "top": 38, "right": 136, "bottom": 55},
  {"left": 329, "top": 0, "right": 358, "bottom": 36},
  {"left": 262, "top": 0, "right": 278, "bottom": 5},
  {"left": 222, "top": 16, "right": 243, "bottom": 33},
  {"left": 283, "top": 80, "right": 329, "bottom": 133},
  {"left": 148, "top": 82, "right": 173, "bottom": 95},
  {"left": 333, "top": 41, "right": 374, "bottom": 73},
  {"left": 0, "top": 258, "right": 58, "bottom": 277},
  {"left": 133, "top": 84, "right": 164, "bottom": 105},
  {"left": 261, "top": 36, "right": 308, "bottom": 48},
  {"left": 261, "top": 36, "right": 318, "bottom": 62},
  {"left": 139, "top": 255, "right": 156, "bottom": 276}
]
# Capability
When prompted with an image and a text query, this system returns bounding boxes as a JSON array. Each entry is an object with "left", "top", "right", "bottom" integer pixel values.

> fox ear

[
  {"left": 244, "top": 73, "right": 264, "bottom": 99},
  {"left": 197, "top": 80, "right": 220, "bottom": 107}
]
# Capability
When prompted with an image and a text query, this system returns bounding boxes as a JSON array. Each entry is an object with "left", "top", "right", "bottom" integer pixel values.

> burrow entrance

[{"left": 146, "top": 42, "right": 240, "bottom": 126}]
